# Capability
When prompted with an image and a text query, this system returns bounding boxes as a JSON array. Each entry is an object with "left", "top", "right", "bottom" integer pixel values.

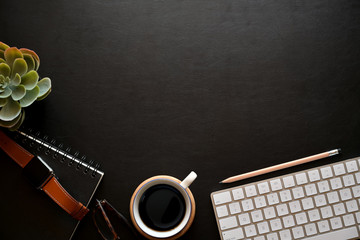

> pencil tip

[{"left": 338, "top": 148, "right": 342, "bottom": 153}]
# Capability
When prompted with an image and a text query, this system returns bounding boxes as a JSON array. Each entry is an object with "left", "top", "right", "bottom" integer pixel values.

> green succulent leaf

[
  {"left": 11, "top": 73, "right": 21, "bottom": 86},
  {"left": 21, "top": 70, "right": 39, "bottom": 90},
  {"left": 0, "top": 97, "right": 21, "bottom": 121},
  {"left": 37, "top": 77, "right": 51, "bottom": 98},
  {"left": 0, "top": 75, "right": 10, "bottom": 85},
  {"left": 20, "top": 85, "right": 40, "bottom": 107},
  {"left": 37, "top": 88, "right": 51, "bottom": 101},
  {"left": 0, "top": 50, "right": 4, "bottom": 59},
  {"left": 19, "top": 48, "right": 40, "bottom": 71},
  {"left": 4, "top": 47, "right": 23, "bottom": 68},
  {"left": 0, "top": 58, "right": 5, "bottom": 64},
  {"left": 0, "top": 63, "right": 11, "bottom": 77},
  {"left": 0, "top": 87, "right": 12, "bottom": 98},
  {"left": 0, "top": 98, "right": 7, "bottom": 107},
  {"left": 9, "top": 110, "right": 25, "bottom": 131},
  {"left": 0, "top": 110, "right": 22, "bottom": 128},
  {"left": 11, "top": 58, "right": 28, "bottom": 78},
  {"left": 11, "top": 85, "right": 26, "bottom": 101},
  {"left": 0, "top": 42, "right": 10, "bottom": 51},
  {"left": 23, "top": 54, "right": 35, "bottom": 71}
]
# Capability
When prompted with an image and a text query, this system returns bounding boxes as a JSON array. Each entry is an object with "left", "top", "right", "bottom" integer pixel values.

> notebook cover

[{"left": 0, "top": 130, "right": 104, "bottom": 240}]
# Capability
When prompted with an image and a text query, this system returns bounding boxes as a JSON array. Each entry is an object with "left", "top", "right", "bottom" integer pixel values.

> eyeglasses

[{"left": 93, "top": 199, "right": 140, "bottom": 240}]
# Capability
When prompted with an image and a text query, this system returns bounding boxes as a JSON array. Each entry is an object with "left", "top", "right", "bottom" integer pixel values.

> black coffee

[{"left": 139, "top": 184, "right": 186, "bottom": 231}]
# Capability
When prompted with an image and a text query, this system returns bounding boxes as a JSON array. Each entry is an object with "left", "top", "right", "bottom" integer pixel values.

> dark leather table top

[{"left": 1, "top": 0, "right": 360, "bottom": 239}]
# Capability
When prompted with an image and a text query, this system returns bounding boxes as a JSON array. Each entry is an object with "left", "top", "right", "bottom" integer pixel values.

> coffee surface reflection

[{"left": 139, "top": 184, "right": 186, "bottom": 231}]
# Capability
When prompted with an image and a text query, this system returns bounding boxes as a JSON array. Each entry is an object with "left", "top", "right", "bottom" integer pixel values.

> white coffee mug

[{"left": 130, "top": 172, "right": 197, "bottom": 239}]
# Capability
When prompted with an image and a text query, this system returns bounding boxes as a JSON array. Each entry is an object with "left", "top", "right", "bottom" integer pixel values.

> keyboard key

[
  {"left": 302, "top": 226, "right": 358, "bottom": 240},
  {"left": 222, "top": 227, "right": 244, "bottom": 240},
  {"left": 263, "top": 206, "right": 276, "bottom": 219},
  {"left": 232, "top": 188, "right": 244, "bottom": 200},
  {"left": 245, "top": 185, "right": 257, "bottom": 197},
  {"left": 244, "top": 224, "right": 257, "bottom": 237},
  {"left": 330, "top": 177, "right": 342, "bottom": 190},
  {"left": 320, "top": 166, "right": 333, "bottom": 179},
  {"left": 257, "top": 182, "right": 270, "bottom": 194},
  {"left": 295, "top": 212, "right": 308, "bottom": 225},
  {"left": 317, "top": 180, "right": 330, "bottom": 193},
  {"left": 257, "top": 221, "right": 270, "bottom": 234},
  {"left": 292, "top": 187, "right": 305, "bottom": 199},
  {"left": 317, "top": 220, "right": 330, "bottom": 233},
  {"left": 267, "top": 193, "right": 279, "bottom": 205},
  {"left": 213, "top": 191, "right": 232, "bottom": 205},
  {"left": 302, "top": 197, "right": 314, "bottom": 210},
  {"left": 308, "top": 170, "right": 320, "bottom": 182},
  {"left": 314, "top": 194, "right": 327, "bottom": 207},
  {"left": 251, "top": 210, "right": 263, "bottom": 222},
  {"left": 330, "top": 217, "right": 342, "bottom": 230},
  {"left": 254, "top": 236, "right": 265, "bottom": 240},
  {"left": 355, "top": 172, "right": 360, "bottom": 183},
  {"left": 254, "top": 196, "right": 267, "bottom": 208},
  {"left": 346, "top": 160, "right": 358, "bottom": 173},
  {"left": 345, "top": 200, "right": 358, "bottom": 213},
  {"left": 276, "top": 203, "right": 289, "bottom": 216},
  {"left": 343, "top": 214, "right": 355, "bottom": 226},
  {"left": 292, "top": 226, "right": 305, "bottom": 239},
  {"left": 279, "top": 190, "right": 292, "bottom": 202},
  {"left": 295, "top": 173, "right": 308, "bottom": 185},
  {"left": 320, "top": 206, "right": 333, "bottom": 219},
  {"left": 326, "top": 191, "right": 339, "bottom": 204},
  {"left": 241, "top": 199, "right": 254, "bottom": 212},
  {"left": 339, "top": 188, "right": 352, "bottom": 201},
  {"left": 343, "top": 174, "right": 355, "bottom": 187},
  {"left": 270, "top": 179, "right": 282, "bottom": 191},
  {"left": 266, "top": 232, "right": 279, "bottom": 240},
  {"left": 279, "top": 229, "right": 292, "bottom": 240},
  {"left": 282, "top": 215, "right": 295, "bottom": 228},
  {"left": 289, "top": 200, "right": 302, "bottom": 213},
  {"left": 282, "top": 176, "right": 295, "bottom": 188},
  {"left": 305, "top": 223, "right": 317, "bottom": 236},
  {"left": 305, "top": 183, "right": 317, "bottom": 196},
  {"left": 355, "top": 212, "right": 360, "bottom": 223},
  {"left": 333, "top": 202, "right": 346, "bottom": 216},
  {"left": 238, "top": 213, "right": 250, "bottom": 225},
  {"left": 333, "top": 163, "right": 346, "bottom": 176},
  {"left": 216, "top": 205, "right": 229, "bottom": 218},
  {"left": 219, "top": 216, "right": 238, "bottom": 230},
  {"left": 228, "top": 202, "right": 241, "bottom": 215},
  {"left": 270, "top": 218, "right": 282, "bottom": 231},
  {"left": 351, "top": 185, "right": 360, "bottom": 197},
  {"left": 308, "top": 209, "right": 320, "bottom": 222}
]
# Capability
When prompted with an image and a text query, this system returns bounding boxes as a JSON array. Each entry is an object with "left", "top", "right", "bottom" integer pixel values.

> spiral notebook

[{"left": 0, "top": 129, "right": 104, "bottom": 240}]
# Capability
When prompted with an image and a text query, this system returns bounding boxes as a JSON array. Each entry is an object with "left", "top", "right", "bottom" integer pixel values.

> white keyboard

[{"left": 211, "top": 157, "right": 360, "bottom": 240}]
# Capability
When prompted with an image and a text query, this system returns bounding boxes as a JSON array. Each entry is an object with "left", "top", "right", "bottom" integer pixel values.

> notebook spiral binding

[{"left": 12, "top": 127, "right": 101, "bottom": 178}]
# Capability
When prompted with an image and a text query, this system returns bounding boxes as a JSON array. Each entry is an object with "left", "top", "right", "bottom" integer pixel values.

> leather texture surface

[
  {"left": 0, "top": 130, "right": 33, "bottom": 168},
  {"left": 42, "top": 177, "right": 89, "bottom": 220},
  {"left": 1, "top": 0, "right": 360, "bottom": 239},
  {"left": 0, "top": 130, "right": 89, "bottom": 221}
]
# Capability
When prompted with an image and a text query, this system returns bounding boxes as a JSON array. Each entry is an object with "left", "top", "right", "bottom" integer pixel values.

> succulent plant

[{"left": 0, "top": 42, "right": 51, "bottom": 130}]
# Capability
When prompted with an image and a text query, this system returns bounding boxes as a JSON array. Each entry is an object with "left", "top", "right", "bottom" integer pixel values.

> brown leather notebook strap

[
  {"left": 0, "top": 130, "right": 33, "bottom": 168},
  {"left": 43, "top": 177, "right": 89, "bottom": 220},
  {"left": 0, "top": 129, "right": 89, "bottom": 220}
]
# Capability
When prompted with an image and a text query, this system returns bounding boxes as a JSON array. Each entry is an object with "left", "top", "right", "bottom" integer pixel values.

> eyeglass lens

[
  {"left": 93, "top": 206, "right": 118, "bottom": 240},
  {"left": 93, "top": 200, "right": 139, "bottom": 240}
]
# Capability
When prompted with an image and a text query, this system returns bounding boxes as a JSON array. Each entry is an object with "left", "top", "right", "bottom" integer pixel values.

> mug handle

[{"left": 180, "top": 171, "right": 197, "bottom": 189}]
